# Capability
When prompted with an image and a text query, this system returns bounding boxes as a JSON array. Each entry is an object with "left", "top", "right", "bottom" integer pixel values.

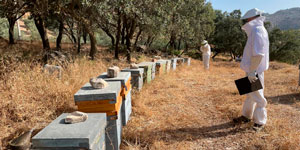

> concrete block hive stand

[{"left": 32, "top": 113, "right": 107, "bottom": 150}]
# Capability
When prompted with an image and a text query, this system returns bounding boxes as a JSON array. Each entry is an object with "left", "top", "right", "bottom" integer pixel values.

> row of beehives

[{"left": 31, "top": 57, "right": 191, "bottom": 150}]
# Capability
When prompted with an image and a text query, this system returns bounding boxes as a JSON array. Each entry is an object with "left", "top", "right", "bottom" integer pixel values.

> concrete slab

[
  {"left": 74, "top": 82, "right": 121, "bottom": 103},
  {"left": 105, "top": 106, "right": 122, "bottom": 150},
  {"left": 32, "top": 113, "right": 106, "bottom": 150},
  {"left": 121, "top": 90, "right": 132, "bottom": 126},
  {"left": 171, "top": 58, "right": 177, "bottom": 71},
  {"left": 121, "top": 68, "right": 144, "bottom": 91},
  {"left": 98, "top": 72, "right": 131, "bottom": 87}
]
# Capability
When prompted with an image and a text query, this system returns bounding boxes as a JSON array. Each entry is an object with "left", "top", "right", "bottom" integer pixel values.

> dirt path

[{"left": 122, "top": 60, "right": 300, "bottom": 150}]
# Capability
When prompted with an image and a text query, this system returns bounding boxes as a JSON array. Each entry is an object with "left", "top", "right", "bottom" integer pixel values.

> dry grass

[
  {"left": 1, "top": 40, "right": 300, "bottom": 150},
  {"left": 0, "top": 41, "right": 141, "bottom": 149},
  {"left": 122, "top": 60, "right": 300, "bottom": 150}
]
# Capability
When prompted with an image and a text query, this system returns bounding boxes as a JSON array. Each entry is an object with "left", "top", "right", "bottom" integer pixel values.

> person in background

[
  {"left": 200, "top": 40, "right": 211, "bottom": 70},
  {"left": 233, "top": 8, "right": 269, "bottom": 131}
]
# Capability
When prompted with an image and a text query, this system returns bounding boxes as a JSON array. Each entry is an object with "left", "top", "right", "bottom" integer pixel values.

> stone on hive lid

[
  {"left": 130, "top": 63, "right": 139, "bottom": 69},
  {"left": 89, "top": 78, "right": 108, "bottom": 89},
  {"left": 154, "top": 56, "right": 162, "bottom": 60},
  {"left": 65, "top": 111, "right": 88, "bottom": 124},
  {"left": 107, "top": 66, "right": 120, "bottom": 78}
]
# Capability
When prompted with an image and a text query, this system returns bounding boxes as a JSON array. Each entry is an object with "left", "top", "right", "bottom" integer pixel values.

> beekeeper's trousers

[
  {"left": 242, "top": 72, "right": 267, "bottom": 125},
  {"left": 203, "top": 54, "right": 210, "bottom": 70}
]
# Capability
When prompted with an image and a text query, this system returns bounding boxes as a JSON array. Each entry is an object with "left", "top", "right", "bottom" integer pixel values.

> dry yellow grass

[
  {"left": 1, "top": 41, "right": 300, "bottom": 149},
  {"left": 122, "top": 60, "right": 300, "bottom": 150}
]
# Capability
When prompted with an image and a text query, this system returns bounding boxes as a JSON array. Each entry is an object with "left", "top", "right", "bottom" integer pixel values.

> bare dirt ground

[{"left": 122, "top": 59, "right": 300, "bottom": 150}]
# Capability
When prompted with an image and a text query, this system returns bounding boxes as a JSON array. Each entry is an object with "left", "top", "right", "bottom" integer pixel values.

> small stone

[
  {"left": 154, "top": 56, "right": 161, "bottom": 60},
  {"left": 89, "top": 78, "right": 108, "bottom": 89},
  {"left": 65, "top": 111, "right": 88, "bottom": 124},
  {"left": 107, "top": 66, "right": 120, "bottom": 78},
  {"left": 130, "top": 63, "right": 139, "bottom": 69}
]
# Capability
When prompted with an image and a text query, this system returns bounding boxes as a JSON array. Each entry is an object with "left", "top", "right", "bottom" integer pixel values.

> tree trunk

[
  {"left": 125, "top": 19, "right": 136, "bottom": 62},
  {"left": 88, "top": 31, "right": 96, "bottom": 60},
  {"left": 121, "top": 19, "right": 126, "bottom": 45},
  {"left": 70, "top": 27, "right": 77, "bottom": 44},
  {"left": 177, "top": 39, "right": 181, "bottom": 50},
  {"left": 34, "top": 16, "right": 50, "bottom": 50},
  {"left": 77, "top": 25, "right": 81, "bottom": 54},
  {"left": 82, "top": 28, "right": 87, "bottom": 44},
  {"left": 7, "top": 17, "right": 16, "bottom": 44},
  {"left": 115, "top": 12, "right": 122, "bottom": 59},
  {"left": 134, "top": 28, "right": 142, "bottom": 46},
  {"left": 56, "top": 20, "right": 64, "bottom": 51}
]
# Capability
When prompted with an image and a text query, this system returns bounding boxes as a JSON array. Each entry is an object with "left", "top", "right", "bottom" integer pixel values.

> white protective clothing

[
  {"left": 248, "top": 55, "right": 263, "bottom": 83},
  {"left": 242, "top": 72, "right": 267, "bottom": 125},
  {"left": 241, "top": 8, "right": 264, "bottom": 20},
  {"left": 240, "top": 16, "right": 269, "bottom": 73},
  {"left": 240, "top": 16, "right": 269, "bottom": 125},
  {"left": 201, "top": 43, "right": 211, "bottom": 69}
]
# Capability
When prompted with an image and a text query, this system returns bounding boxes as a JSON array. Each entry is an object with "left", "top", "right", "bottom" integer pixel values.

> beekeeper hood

[
  {"left": 201, "top": 40, "right": 208, "bottom": 45},
  {"left": 241, "top": 8, "right": 264, "bottom": 20}
]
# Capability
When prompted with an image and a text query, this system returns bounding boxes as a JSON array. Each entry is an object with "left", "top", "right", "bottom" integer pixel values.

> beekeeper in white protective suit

[
  {"left": 200, "top": 40, "right": 211, "bottom": 70},
  {"left": 233, "top": 8, "right": 269, "bottom": 131}
]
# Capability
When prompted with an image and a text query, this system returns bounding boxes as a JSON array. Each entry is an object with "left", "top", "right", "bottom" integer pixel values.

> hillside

[
  {"left": 266, "top": 7, "right": 300, "bottom": 30},
  {"left": 1, "top": 41, "right": 300, "bottom": 149}
]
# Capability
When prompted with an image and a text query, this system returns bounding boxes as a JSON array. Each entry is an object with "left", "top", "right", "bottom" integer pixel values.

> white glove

[{"left": 247, "top": 71, "right": 258, "bottom": 83}]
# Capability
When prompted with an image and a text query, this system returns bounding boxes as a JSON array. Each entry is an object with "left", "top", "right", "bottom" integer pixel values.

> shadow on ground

[
  {"left": 150, "top": 121, "right": 248, "bottom": 143},
  {"left": 267, "top": 93, "right": 300, "bottom": 105}
]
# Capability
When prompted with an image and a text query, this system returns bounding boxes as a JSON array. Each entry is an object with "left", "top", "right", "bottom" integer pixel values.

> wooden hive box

[
  {"left": 156, "top": 60, "right": 166, "bottom": 75},
  {"left": 140, "top": 62, "right": 156, "bottom": 80},
  {"left": 74, "top": 82, "right": 122, "bottom": 115},
  {"left": 32, "top": 113, "right": 107, "bottom": 150},
  {"left": 98, "top": 72, "right": 132, "bottom": 126},
  {"left": 121, "top": 68, "right": 144, "bottom": 91},
  {"left": 171, "top": 58, "right": 177, "bottom": 71},
  {"left": 138, "top": 62, "right": 154, "bottom": 83}
]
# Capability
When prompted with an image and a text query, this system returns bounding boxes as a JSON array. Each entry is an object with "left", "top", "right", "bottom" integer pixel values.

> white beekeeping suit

[
  {"left": 234, "top": 8, "right": 269, "bottom": 131},
  {"left": 200, "top": 40, "right": 211, "bottom": 70}
]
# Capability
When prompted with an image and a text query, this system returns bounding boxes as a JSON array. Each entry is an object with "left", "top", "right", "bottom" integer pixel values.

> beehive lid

[
  {"left": 98, "top": 72, "right": 131, "bottom": 86},
  {"left": 32, "top": 113, "right": 106, "bottom": 149},
  {"left": 121, "top": 68, "right": 144, "bottom": 75},
  {"left": 74, "top": 81, "right": 121, "bottom": 102},
  {"left": 156, "top": 60, "right": 167, "bottom": 65},
  {"left": 138, "top": 62, "right": 155, "bottom": 67}
]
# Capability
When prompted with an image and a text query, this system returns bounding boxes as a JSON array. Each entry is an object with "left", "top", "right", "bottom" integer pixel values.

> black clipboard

[{"left": 234, "top": 75, "right": 263, "bottom": 95}]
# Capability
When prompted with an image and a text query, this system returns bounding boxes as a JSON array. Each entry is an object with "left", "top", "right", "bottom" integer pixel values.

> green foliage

[
  {"left": 186, "top": 49, "right": 202, "bottom": 59},
  {"left": 0, "top": 18, "right": 8, "bottom": 37},
  {"left": 269, "top": 29, "right": 300, "bottom": 64},
  {"left": 212, "top": 9, "right": 246, "bottom": 59}
]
